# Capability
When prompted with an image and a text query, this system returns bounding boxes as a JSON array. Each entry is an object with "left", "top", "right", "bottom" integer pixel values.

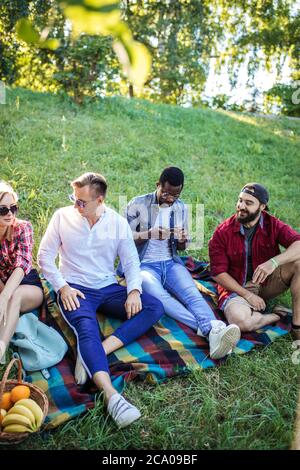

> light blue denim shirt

[{"left": 125, "top": 191, "right": 189, "bottom": 264}]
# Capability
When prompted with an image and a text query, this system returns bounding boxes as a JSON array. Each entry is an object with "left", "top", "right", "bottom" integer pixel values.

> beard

[{"left": 236, "top": 207, "right": 261, "bottom": 224}]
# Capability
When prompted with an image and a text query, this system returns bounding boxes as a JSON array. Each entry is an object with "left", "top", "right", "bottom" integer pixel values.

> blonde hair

[
  {"left": 71, "top": 172, "right": 107, "bottom": 197},
  {"left": 0, "top": 181, "right": 18, "bottom": 204}
]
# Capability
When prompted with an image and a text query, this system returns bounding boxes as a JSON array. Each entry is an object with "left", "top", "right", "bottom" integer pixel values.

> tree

[
  {"left": 0, "top": 0, "right": 54, "bottom": 84},
  {"left": 53, "top": 35, "right": 114, "bottom": 104},
  {"left": 122, "top": 0, "right": 213, "bottom": 104},
  {"left": 265, "top": 83, "right": 300, "bottom": 117},
  {"left": 205, "top": 1, "right": 300, "bottom": 85}
]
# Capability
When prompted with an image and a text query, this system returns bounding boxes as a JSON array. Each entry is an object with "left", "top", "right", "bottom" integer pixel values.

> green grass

[{"left": 1, "top": 87, "right": 300, "bottom": 450}]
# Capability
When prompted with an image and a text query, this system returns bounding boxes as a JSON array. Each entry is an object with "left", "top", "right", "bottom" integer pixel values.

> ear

[
  {"left": 156, "top": 182, "right": 160, "bottom": 189},
  {"left": 260, "top": 203, "right": 266, "bottom": 211}
]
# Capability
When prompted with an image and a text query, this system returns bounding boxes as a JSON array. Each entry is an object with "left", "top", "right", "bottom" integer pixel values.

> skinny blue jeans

[
  {"left": 140, "top": 260, "right": 215, "bottom": 335},
  {"left": 57, "top": 282, "right": 164, "bottom": 377}
]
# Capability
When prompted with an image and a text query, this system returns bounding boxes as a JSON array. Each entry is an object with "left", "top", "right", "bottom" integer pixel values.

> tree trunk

[{"left": 129, "top": 83, "right": 134, "bottom": 98}]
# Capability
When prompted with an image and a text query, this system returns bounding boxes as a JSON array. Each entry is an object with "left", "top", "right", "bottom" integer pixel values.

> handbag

[{"left": 10, "top": 312, "right": 68, "bottom": 372}]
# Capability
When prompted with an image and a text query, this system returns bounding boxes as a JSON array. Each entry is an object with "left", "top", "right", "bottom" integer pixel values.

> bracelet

[{"left": 270, "top": 258, "right": 279, "bottom": 269}]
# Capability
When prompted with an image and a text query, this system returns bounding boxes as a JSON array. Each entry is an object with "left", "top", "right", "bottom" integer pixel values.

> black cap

[{"left": 241, "top": 183, "right": 269, "bottom": 207}]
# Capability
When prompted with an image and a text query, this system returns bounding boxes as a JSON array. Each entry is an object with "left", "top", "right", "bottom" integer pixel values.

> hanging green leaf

[
  {"left": 15, "top": 0, "right": 152, "bottom": 87},
  {"left": 16, "top": 18, "right": 40, "bottom": 44},
  {"left": 59, "top": 0, "right": 121, "bottom": 37},
  {"left": 113, "top": 38, "right": 151, "bottom": 87},
  {"left": 16, "top": 18, "right": 60, "bottom": 50},
  {"left": 40, "top": 38, "right": 60, "bottom": 50},
  {"left": 60, "top": 0, "right": 151, "bottom": 86}
]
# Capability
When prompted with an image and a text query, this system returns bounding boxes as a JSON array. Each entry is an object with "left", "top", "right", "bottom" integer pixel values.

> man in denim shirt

[{"left": 126, "top": 167, "right": 240, "bottom": 359}]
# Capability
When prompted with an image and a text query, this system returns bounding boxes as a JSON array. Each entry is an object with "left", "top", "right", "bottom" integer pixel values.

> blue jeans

[
  {"left": 141, "top": 260, "right": 215, "bottom": 335},
  {"left": 57, "top": 283, "right": 164, "bottom": 377}
]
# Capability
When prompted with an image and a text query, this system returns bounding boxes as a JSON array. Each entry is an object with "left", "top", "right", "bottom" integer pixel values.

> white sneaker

[
  {"left": 209, "top": 320, "right": 240, "bottom": 360},
  {"left": 75, "top": 355, "right": 88, "bottom": 385},
  {"left": 107, "top": 393, "right": 141, "bottom": 429}
]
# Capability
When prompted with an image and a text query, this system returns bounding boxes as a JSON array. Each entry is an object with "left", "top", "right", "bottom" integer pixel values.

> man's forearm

[
  {"left": 213, "top": 272, "right": 250, "bottom": 299},
  {"left": 132, "top": 230, "right": 151, "bottom": 245},
  {"left": 273, "top": 241, "right": 300, "bottom": 266}
]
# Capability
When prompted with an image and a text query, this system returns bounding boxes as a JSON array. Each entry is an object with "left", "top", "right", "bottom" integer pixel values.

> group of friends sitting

[{"left": 0, "top": 166, "right": 300, "bottom": 429}]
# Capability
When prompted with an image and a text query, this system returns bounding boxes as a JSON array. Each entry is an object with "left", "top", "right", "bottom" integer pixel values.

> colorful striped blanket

[{"left": 25, "top": 258, "right": 291, "bottom": 429}]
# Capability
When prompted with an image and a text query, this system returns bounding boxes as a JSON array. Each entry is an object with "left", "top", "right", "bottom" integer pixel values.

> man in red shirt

[{"left": 209, "top": 183, "right": 300, "bottom": 339}]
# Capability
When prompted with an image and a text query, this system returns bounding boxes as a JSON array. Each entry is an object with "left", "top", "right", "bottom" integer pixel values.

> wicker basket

[{"left": 0, "top": 357, "right": 49, "bottom": 444}]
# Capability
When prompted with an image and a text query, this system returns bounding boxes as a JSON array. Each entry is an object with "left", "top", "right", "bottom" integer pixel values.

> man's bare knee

[
  {"left": 225, "top": 303, "right": 252, "bottom": 331},
  {"left": 226, "top": 315, "right": 254, "bottom": 332}
]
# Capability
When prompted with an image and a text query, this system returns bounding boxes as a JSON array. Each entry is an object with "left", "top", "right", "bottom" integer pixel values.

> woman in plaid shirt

[{"left": 0, "top": 181, "right": 43, "bottom": 363}]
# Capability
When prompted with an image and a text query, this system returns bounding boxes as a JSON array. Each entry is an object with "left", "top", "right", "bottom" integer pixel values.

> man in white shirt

[{"left": 38, "top": 172, "right": 164, "bottom": 429}]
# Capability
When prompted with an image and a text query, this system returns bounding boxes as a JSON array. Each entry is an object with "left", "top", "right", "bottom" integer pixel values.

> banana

[
  {"left": 2, "top": 413, "right": 33, "bottom": 429},
  {"left": 15, "top": 398, "right": 44, "bottom": 429},
  {"left": 3, "top": 424, "right": 33, "bottom": 433},
  {"left": 8, "top": 405, "right": 36, "bottom": 428}
]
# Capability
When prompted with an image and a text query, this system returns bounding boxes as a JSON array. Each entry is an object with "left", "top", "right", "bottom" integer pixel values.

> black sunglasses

[{"left": 0, "top": 204, "right": 18, "bottom": 216}]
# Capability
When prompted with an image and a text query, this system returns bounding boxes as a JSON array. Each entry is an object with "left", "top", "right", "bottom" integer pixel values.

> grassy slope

[{"left": 0, "top": 88, "right": 299, "bottom": 450}]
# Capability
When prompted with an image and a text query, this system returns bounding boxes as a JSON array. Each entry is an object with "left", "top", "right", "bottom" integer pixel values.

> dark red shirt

[
  {"left": 0, "top": 219, "right": 33, "bottom": 283},
  {"left": 209, "top": 211, "right": 300, "bottom": 309}
]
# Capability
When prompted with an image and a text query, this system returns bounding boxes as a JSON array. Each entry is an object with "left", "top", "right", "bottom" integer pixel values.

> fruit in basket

[
  {"left": 10, "top": 385, "right": 31, "bottom": 403},
  {"left": 14, "top": 398, "right": 44, "bottom": 429},
  {"left": 7, "top": 405, "right": 35, "bottom": 426},
  {"left": 0, "top": 408, "right": 7, "bottom": 425},
  {"left": 0, "top": 392, "right": 12, "bottom": 411},
  {"left": 1, "top": 412, "right": 34, "bottom": 430},
  {"left": 3, "top": 424, "right": 34, "bottom": 433}
]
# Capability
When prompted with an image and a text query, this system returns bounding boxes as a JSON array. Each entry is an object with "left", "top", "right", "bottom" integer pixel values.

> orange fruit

[
  {"left": 10, "top": 385, "right": 31, "bottom": 403},
  {"left": 0, "top": 392, "right": 12, "bottom": 411}
]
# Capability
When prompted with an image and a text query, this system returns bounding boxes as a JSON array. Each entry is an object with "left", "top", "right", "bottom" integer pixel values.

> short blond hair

[
  {"left": 71, "top": 172, "right": 107, "bottom": 197},
  {"left": 0, "top": 181, "right": 18, "bottom": 204}
]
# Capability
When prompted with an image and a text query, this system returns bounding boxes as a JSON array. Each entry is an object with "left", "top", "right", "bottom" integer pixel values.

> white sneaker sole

[
  {"left": 117, "top": 409, "right": 141, "bottom": 429},
  {"left": 210, "top": 325, "right": 241, "bottom": 360}
]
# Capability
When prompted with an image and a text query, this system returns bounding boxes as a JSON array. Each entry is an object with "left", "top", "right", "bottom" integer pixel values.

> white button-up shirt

[{"left": 38, "top": 205, "right": 142, "bottom": 294}]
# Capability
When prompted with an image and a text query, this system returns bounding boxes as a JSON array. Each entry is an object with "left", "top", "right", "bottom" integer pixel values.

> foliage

[
  {"left": 0, "top": 0, "right": 54, "bottom": 84},
  {"left": 122, "top": 0, "right": 212, "bottom": 104},
  {"left": 206, "top": 1, "right": 300, "bottom": 85},
  {"left": 53, "top": 34, "right": 114, "bottom": 104},
  {"left": 1, "top": 1, "right": 300, "bottom": 111},
  {"left": 265, "top": 83, "right": 300, "bottom": 117},
  {"left": 16, "top": 0, "right": 151, "bottom": 88}
]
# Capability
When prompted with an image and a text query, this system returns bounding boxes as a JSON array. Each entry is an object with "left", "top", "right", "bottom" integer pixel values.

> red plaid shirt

[
  {"left": 209, "top": 211, "right": 300, "bottom": 309},
  {"left": 0, "top": 219, "right": 33, "bottom": 283}
]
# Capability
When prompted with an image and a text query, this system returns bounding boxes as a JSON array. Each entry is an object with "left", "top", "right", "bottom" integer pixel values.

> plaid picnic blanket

[{"left": 24, "top": 257, "right": 292, "bottom": 429}]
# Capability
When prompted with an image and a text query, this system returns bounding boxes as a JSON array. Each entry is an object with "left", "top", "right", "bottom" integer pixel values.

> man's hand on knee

[
  {"left": 125, "top": 290, "right": 142, "bottom": 319},
  {"left": 244, "top": 292, "right": 266, "bottom": 311},
  {"left": 59, "top": 284, "right": 86, "bottom": 311},
  {"left": 252, "top": 260, "right": 276, "bottom": 284}
]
